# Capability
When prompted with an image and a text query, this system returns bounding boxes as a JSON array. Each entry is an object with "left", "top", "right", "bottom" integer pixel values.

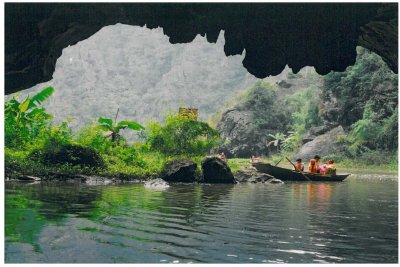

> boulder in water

[
  {"left": 265, "top": 178, "right": 284, "bottom": 184},
  {"left": 234, "top": 167, "right": 275, "bottom": 183},
  {"left": 201, "top": 157, "right": 236, "bottom": 184},
  {"left": 162, "top": 159, "right": 198, "bottom": 183},
  {"left": 76, "top": 175, "right": 113, "bottom": 185},
  {"left": 145, "top": 178, "right": 170, "bottom": 189},
  {"left": 17, "top": 175, "right": 42, "bottom": 181}
]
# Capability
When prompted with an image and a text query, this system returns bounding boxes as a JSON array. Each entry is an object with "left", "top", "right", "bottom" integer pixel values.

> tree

[
  {"left": 266, "top": 132, "right": 286, "bottom": 153},
  {"left": 97, "top": 109, "right": 145, "bottom": 143},
  {"left": 5, "top": 86, "right": 54, "bottom": 147},
  {"left": 145, "top": 113, "right": 220, "bottom": 155}
]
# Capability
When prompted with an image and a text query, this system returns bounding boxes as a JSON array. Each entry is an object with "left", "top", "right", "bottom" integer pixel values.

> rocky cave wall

[{"left": 5, "top": 3, "right": 398, "bottom": 94}]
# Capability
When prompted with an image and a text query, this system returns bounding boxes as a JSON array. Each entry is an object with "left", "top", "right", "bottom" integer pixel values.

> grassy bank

[
  {"left": 5, "top": 147, "right": 208, "bottom": 181},
  {"left": 6, "top": 148, "right": 397, "bottom": 182}
]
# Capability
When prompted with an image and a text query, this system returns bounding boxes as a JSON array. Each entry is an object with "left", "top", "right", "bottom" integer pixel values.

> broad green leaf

[
  {"left": 30, "top": 86, "right": 55, "bottom": 107},
  {"left": 98, "top": 117, "right": 113, "bottom": 127},
  {"left": 18, "top": 98, "right": 30, "bottom": 113},
  {"left": 118, "top": 121, "right": 145, "bottom": 131}
]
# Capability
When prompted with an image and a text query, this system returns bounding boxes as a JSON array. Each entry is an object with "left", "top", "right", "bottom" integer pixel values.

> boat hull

[{"left": 252, "top": 163, "right": 349, "bottom": 181}]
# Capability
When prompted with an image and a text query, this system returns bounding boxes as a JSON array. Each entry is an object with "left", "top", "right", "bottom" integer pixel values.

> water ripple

[{"left": 5, "top": 179, "right": 398, "bottom": 263}]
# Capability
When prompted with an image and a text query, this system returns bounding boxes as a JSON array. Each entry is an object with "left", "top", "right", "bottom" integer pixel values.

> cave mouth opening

[
  {"left": 5, "top": 3, "right": 397, "bottom": 96},
  {"left": 9, "top": 21, "right": 396, "bottom": 136},
  {"left": 11, "top": 23, "right": 260, "bottom": 130}
]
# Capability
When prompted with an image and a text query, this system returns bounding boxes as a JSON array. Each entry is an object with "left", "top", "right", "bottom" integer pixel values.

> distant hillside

[
  {"left": 214, "top": 47, "right": 398, "bottom": 158},
  {"left": 13, "top": 24, "right": 258, "bottom": 129},
  {"left": 213, "top": 67, "right": 323, "bottom": 157}
]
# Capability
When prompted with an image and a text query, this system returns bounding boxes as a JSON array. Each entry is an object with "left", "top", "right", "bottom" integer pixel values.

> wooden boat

[{"left": 252, "top": 162, "right": 350, "bottom": 182}]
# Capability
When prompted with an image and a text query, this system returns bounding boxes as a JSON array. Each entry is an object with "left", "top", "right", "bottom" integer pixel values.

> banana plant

[
  {"left": 97, "top": 113, "right": 145, "bottom": 143},
  {"left": 266, "top": 132, "right": 287, "bottom": 152},
  {"left": 5, "top": 86, "right": 54, "bottom": 126}
]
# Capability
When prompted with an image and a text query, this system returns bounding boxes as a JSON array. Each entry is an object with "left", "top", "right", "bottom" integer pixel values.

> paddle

[
  {"left": 285, "top": 157, "right": 311, "bottom": 181},
  {"left": 274, "top": 158, "right": 283, "bottom": 166}
]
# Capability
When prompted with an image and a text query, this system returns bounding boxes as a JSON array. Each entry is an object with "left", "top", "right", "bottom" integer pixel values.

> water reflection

[
  {"left": 5, "top": 176, "right": 398, "bottom": 263},
  {"left": 6, "top": 181, "right": 101, "bottom": 221},
  {"left": 291, "top": 182, "right": 335, "bottom": 205}
]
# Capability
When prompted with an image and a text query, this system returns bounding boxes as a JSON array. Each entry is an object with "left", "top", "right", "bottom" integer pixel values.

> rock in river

[
  {"left": 145, "top": 178, "right": 170, "bottom": 189},
  {"left": 162, "top": 159, "right": 198, "bottom": 183},
  {"left": 234, "top": 167, "right": 275, "bottom": 183},
  {"left": 265, "top": 178, "right": 284, "bottom": 184},
  {"left": 201, "top": 157, "right": 236, "bottom": 184},
  {"left": 17, "top": 175, "right": 42, "bottom": 181}
]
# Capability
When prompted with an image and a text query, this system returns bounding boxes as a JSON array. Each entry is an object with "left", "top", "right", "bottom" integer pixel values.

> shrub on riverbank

[{"left": 144, "top": 113, "right": 221, "bottom": 155}]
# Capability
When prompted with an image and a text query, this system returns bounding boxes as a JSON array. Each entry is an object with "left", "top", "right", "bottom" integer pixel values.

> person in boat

[
  {"left": 292, "top": 158, "right": 304, "bottom": 171},
  {"left": 318, "top": 162, "right": 328, "bottom": 175},
  {"left": 218, "top": 152, "right": 226, "bottom": 160},
  {"left": 251, "top": 155, "right": 260, "bottom": 163},
  {"left": 308, "top": 155, "right": 321, "bottom": 173},
  {"left": 325, "top": 160, "right": 337, "bottom": 175}
]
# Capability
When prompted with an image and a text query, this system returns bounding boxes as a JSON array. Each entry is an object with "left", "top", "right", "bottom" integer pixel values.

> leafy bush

[
  {"left": 144, "top": 113, "right": 220, "bottom": 155},
  {"left": 5, "top": 87, "right": 54, "bottom": 148},
  {"left": 346, "top": 101, "right": 398, "bottom": 156},
  {"left": 30, "top": 144, "right": 105, "bottom": 168},
  {"left": 97, "top": 116, "right": 144, "bottom": 143},
  {"left": 75, "top": 122, "right": 113, "bottom": 153}
]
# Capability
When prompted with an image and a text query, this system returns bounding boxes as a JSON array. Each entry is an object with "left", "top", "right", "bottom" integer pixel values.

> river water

[{"left": 5, "top": 173, "right": 398, "bottom": 263}]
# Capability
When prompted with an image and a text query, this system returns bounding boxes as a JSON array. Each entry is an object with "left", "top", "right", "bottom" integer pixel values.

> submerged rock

[
  {"left": 234, "top": 167, "right": 275, "bottom": 183},
  {"left": 77, "top": 175, "right": 113, "bottom": 185},
  {"left": 162, "top": 159, "right": 197, "bottom": 183},
  {"left": 265, "top": 178, "right": 284, "bottom": 184},
  {"left": 17, "top": 175, "right": 42, "bottom": 181},
  {"left": 144, "top": 178, "right": 170, "bottom": 189},
  {"left": 201, "top": 157, "right": 236, "bottom": 184}
]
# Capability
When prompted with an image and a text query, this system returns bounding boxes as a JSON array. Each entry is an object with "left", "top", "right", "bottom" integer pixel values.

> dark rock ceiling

[{"left": 4, "top": 3, "right": 398, "bottom": 94}]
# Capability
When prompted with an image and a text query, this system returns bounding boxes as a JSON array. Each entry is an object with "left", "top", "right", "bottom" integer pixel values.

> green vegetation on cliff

[
  {"left": 289, "top": 47, "right": 398, "bottom": 164},
  {"left": 322, "top": 47, "right": 398, "bottom": 157},
  {"left": 213, "top": 47, "right": 397, "bottom": 166}
]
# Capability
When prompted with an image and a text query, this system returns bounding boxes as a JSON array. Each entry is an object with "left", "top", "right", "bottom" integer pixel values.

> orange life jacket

[
  {"left": 308, "top": 159, "right": 318, "bottom": 173},
  {"left": 295, "top": 162, "right": 304, "bottom": 171}
]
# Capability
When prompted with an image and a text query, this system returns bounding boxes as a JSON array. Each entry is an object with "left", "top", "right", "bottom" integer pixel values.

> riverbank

[
  {"left": 5, "top": 148, "right": 201, "bottom": 181},
  {"left": 5, "top": 146, "right": 397, "bottom": 182}
]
